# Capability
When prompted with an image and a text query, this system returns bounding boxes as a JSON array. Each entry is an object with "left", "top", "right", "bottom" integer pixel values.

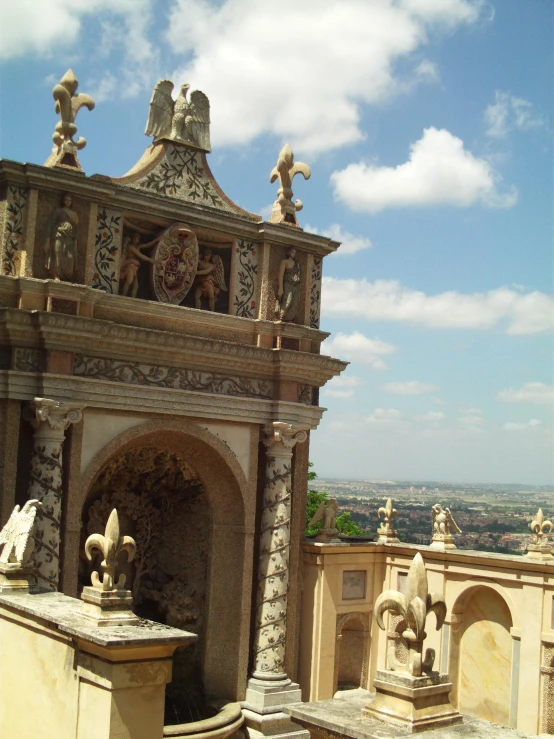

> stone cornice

[
  {"left": 0, "top": 308, "right": 347, "bottom": 386},
  {"left": 0, "top": 371, "right": 326, "bottom": 428}
]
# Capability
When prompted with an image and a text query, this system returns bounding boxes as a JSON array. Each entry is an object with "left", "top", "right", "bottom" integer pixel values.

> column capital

[
  {"left": 25, "top": 398, "right": 84, "bottom": 433},
  {"left": 263, "top": 422, "right": 308, "bottom": 453}
]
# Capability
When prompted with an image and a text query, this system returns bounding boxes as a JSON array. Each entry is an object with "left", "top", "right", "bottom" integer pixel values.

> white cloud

[
  {"left": 165, "top": 0, "right": 484, "bottom": 153},
  {"left": 366, "top": 408, "right": 403, "bottom": 423},
  {"left": 322, "top": 375, "right": 363, "bottom": 399},
  {"left": 503, "top": 419, "right": 543, "bottom": 432},
  {"left": 0, "top": 0, "right": 158, "bottom": 97},
  {"left": 497, "top": 383, "right": 554, "bottom": 406},
  {"left": 321, "top": 277, "right": 554, "bottom": 335},
  {"left": 419, "top": 411, "right": 445, "bottom": 420},
  {"left": 383, "top": 380, "right": 438, "bottom": 395},
  {"left": 331, "top": 127, "right": 517, "bottom": 212},
  {"left": 305, "top": 223, "right": 372, "bottom": 256},
  {"left": 322, "top": 331, "right": 397, "bottom": 370},
  {"left": 485, "top": 91, "right": 547, "bottom": 138}
]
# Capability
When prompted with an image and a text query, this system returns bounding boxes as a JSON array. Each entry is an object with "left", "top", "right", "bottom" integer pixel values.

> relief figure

[
  {"left": 277, "top": 248, "right": 301, "bottom": 321},
  {"left": 44, "top": 192, "right": 78, "bottom": 281},
  {"left": 119, "top": 232, "right": 158, "bottom": 298},
  {"left": 194, "top": 249, "right": 227, "bottom": 311}
]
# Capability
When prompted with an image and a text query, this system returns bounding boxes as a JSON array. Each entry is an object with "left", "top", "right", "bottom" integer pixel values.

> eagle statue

[
  {"left": 0, "top": 500, "right": 42, "bottom": 566},
  {"left": 145, "top": 80, "right": 211, "bottom": 152}
]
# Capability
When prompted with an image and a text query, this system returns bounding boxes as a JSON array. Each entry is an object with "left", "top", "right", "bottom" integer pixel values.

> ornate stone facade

[
  {"left": 92, "top": 207, "right": 122, "bottom": 293},
  {"left": 232, "top": 239, "right": 258, "bottom": 318},
  {"left": 1, "top": 186, "right": 28, "bottom": 276}
]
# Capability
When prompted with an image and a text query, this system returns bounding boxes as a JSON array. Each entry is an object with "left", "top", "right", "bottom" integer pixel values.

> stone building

[{"left": 0, "top": 72, "right": 345, "bottom": 738}]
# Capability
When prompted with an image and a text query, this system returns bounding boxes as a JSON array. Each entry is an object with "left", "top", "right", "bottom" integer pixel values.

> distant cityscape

[{"left": 311, "top": 478, "right": 554, "bottom": 554}]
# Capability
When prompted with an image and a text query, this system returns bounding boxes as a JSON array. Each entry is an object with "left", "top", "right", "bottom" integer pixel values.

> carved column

[
  {"left": 243, "top": 422, "right": 309, "bottom": 739},
  {"left": 25, "top": 398, "right": 83, "bottom": 591}
]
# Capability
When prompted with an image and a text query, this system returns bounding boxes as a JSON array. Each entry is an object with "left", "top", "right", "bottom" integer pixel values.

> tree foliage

[{"left": 305, "top": 464, "right": 363, "bottom": 537}]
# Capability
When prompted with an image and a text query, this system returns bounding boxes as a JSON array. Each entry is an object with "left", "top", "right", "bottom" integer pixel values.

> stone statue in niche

[
  {"left": 119, "top": 232, "right": 159, "bottom": 297},
  {"left": 194, "top": 249, "right": 227, "bottom": 311},
  {"left": 44, "top": 192, "right": 79, "bottom": 281},
  {"left": 44, "top": 69, "right": 95, "bottom": 171},
  {"left": 276, "top": 248, "right": 301, "bottom": 321},
  {"left": 145, "top": 80, "right": 211, "bottom": 152}
]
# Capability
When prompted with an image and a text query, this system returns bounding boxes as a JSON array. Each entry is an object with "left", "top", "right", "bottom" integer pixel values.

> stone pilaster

[
  {"left": 243, "top": 421, "right": 309, "bottom": 739},
  {"left": 25, "top": 398, "right": 83, "bottom": 591}
]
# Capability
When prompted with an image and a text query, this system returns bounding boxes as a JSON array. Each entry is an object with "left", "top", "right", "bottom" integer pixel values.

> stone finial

[
  {"left": 0, "top": 501, "right": 42, "bottom": 592},
  {"left": 374, "top": 552, "right": 446, "bottom": 677},
  {"left": 44, "top": 69, "right": 95, "bottom": 171},
  {"left": 268, "top": 144, "right": 311, "bottom": 226},
  {"left": 309, "top": 498, "right": 340, "bottom": 543},
  {"left": 429, "top": 503, "right": 461, "bottom": 551},
  {"left": 145, "top": 80, "right": 211, "bottom": 152},
  {"left": 377, "top": 498, "right": 399, "bottom": 543},
  {"left": 527, "top": 508, "right": 553, "bottom": 561},
  {"left": 81, "top": 508, "right": 139, "bottom": 626}
]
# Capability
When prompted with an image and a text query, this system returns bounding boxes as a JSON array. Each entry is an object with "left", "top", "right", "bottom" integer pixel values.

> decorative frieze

[
  {"left": 252, "top": 422, "right": 307, "bottom": 678},
  {"left": 92, "top": 207, "right": 122, "bottom": 293},
  {"left": 24, "top": 398, "right": 83, "bottom": 590},
  {"left": 309, "top": 257, "right": 322, "bottom": 329},
  {"left": 232, "top": 239, "right": 258, "bottom": 318},
  {"left": 12, "top": 348, "right": 43, "bottom": 373},
  {"left": 73, "top": 354, "right": 273, "bottom": 400},
  {"left": 1, "top": 186, "right": 28, "bottom": 276}
]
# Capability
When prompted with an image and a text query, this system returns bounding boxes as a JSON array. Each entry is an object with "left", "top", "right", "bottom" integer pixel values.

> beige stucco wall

[{"left": 300, "top": 541, "right": 554, "bottom": 735}]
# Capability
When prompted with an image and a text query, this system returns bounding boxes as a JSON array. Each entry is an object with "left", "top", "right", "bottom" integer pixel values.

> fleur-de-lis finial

[
  {"left": 269, "top": 144, "right": 311, "bottom": 226},
  {"left": 84, "top": 508, "right": 136, "bottom": 591},
  {"left": 377, "top": 498, "right": 399, "bottom": 542},
  {"left": 530, "top": 508, "right": 552, "bottom": 544},
  {"left": 45, "top": 69, "right": 95, "bottom": 170},
  {"left": 374, "top": 552, "right": 446, "bottom": 676}
]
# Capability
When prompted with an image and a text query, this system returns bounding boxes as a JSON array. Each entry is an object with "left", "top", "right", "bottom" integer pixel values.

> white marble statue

[
  {"left": 0, "top": 500, "right": 42, "bottom": 566},
  {"left": 145, "top": 81, "right": 211, "bottom": 152}
]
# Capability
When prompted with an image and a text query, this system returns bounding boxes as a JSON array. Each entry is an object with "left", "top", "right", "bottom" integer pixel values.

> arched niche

[
  {"left": 66, "top": 419, "right": 256, "bottom": 705},
  {"left": 449, "top": 584, "right": 514, "bottom": 726},
  {"left": 334, "top": 612, "right": 370, "bottom": 692}
]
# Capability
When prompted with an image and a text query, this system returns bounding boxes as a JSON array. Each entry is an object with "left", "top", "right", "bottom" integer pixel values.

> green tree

[{"left": 305, "top": 466, "right": 363, "bottom": 537}]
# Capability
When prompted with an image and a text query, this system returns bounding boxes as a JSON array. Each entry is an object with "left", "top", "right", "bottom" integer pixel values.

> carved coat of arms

[{"left": 151, "top": 223, "right": 198, "bottom": 304}]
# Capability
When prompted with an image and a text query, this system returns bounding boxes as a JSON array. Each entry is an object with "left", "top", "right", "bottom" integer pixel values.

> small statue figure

[
  {"left": 44, "top": 192, "right": 79, "bottom": 281},
  {"left": 269, "top": 144, "right": 311, "bottom": 226},
  {"left": 276, "top": 248, "right": 301, "bottom": 322},
  {"left": 119, "top": 232, "right": 158, "bottom": 298},
  {"left": 309, "top": 498, "right": 340, "bottom": 542},
  {"left": 145, "top": 80, "right": 211, "bottom": 152},
  {"left": 0, "top": 500, "right": 41, "bottom": 566},
  {"left": 45, "top": 69, "right": 95, "bottom": 170},
  {"left": 194, "top": 249, "right": 227, "bottom": 311},
  {"left": 430, "top": 504, "right": 461, "bottom": 551}
]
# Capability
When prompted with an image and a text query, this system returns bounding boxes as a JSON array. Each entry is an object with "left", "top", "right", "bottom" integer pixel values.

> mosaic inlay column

[
  {"left": 25, "top": 398, "right": 83, "bottom": 590},
  {"left": 252, "top": 422, "right": 307, "bottom": 680}
]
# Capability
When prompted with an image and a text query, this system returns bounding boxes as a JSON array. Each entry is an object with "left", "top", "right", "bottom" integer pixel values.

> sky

[{"left": 0, "top": 0, "right": 552, "bottom": 485}]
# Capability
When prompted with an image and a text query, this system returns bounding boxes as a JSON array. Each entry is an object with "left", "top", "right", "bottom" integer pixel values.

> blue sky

[{"left": 1, "top": 0, "right": 552, "bottom": 484}]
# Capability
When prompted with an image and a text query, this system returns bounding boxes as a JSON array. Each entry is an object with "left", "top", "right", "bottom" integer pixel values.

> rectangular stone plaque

[
  {"left": 398, "top": 571, "right": 408, "bottom": 595},
  {"left": 342, "top": 570, "right": 366, "bottom": 600}
]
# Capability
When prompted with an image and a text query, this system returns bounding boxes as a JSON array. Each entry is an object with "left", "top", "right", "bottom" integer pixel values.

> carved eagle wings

[
  {"left": 145, "top": 80, "right": 211, "bottom": 152},
  {"left": 0, "top": 500, "right": 41, "bottom": 565}
]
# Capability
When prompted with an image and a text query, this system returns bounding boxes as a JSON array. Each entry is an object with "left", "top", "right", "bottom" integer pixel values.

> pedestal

[
  {"left": 526, "top": 543, "right": 553, "bottom": 561},
  {"left": 429, "top": 535, "right": 457, "bottom": 551},
  {"left": 0, "top": 563, "right": 36, "bottom": 593},
  {"left": 363, "top": 670, "right": 462, "bottom": 733},
  {"left": 242, "top": 678, "right": 309, "bottom": 739},
  {"left": 81, "top": 586, "right": 139, "bottom": 627}
]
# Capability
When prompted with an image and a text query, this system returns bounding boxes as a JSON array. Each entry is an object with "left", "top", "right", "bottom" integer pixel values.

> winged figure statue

[
  {"left": 309, "top": 499, "right": 339, "bottom": 531},
  {"left": 432, "top": 504, "right": 461, "bottom": 536},
  {"left": 0, "top": 500, "right": 42, "bottom": 566},
  {"left": 145, "top": 80, "right": 211, "bottom": 152},
  {"left": 194, "top": 250, "right": 227, "bottom": 311}
]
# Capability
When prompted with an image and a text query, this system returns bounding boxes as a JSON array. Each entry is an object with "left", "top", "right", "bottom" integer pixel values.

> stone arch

[
  {"left": 449, "top": 584, "right": 514, "bottom": 726},
  {"left": 334, "top": 612, "right": 370, "bottom": 693},
  {"left": 64, "top": 417, "right": 256, "bottom": 703}
]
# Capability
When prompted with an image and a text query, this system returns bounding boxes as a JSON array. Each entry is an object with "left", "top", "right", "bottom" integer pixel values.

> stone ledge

[
  {"left": 285, "top": 691, "right": 539, "bottom": 739},
  {"left": 0, "top": 590, "right": 195, "bottom": 649}
]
